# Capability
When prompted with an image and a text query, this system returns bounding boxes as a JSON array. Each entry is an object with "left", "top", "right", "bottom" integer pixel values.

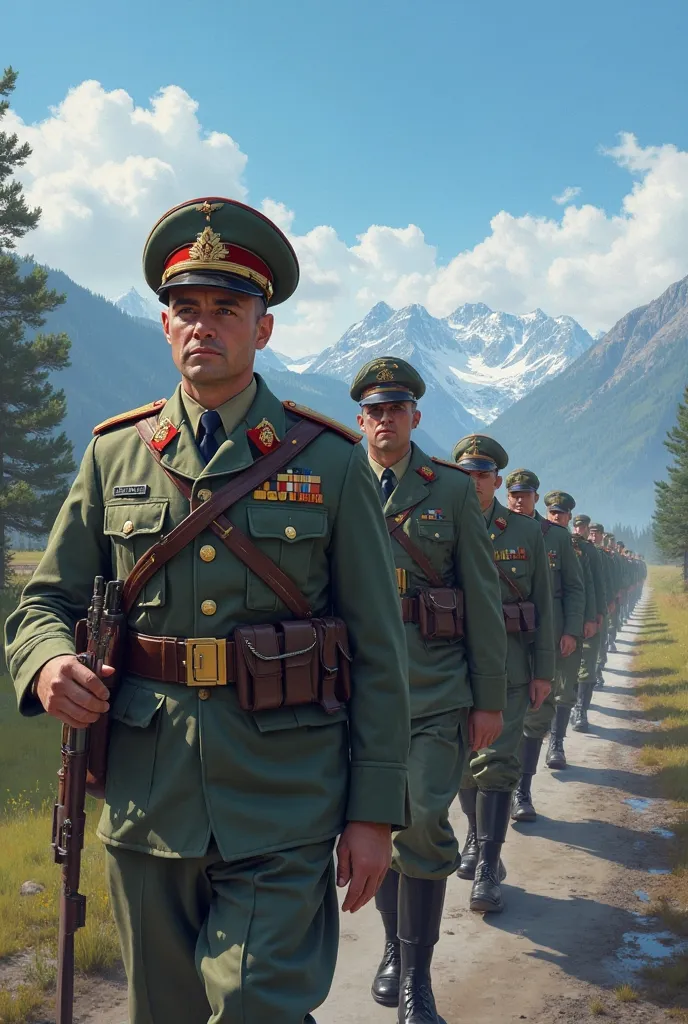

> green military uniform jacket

[
  {"left": 485, "top": 499, "right": 555, "bottom": 686},
  {"left": 583, "top": 539, "right": 608, "bottom": 618},
  {"left": 571, "top": 534, "right": 597, "bottom": 625},
  {"left": 5, "top": 376, "right": 411, "bottom": 861},
  {"left": 381, "top": 444, "right": 507, "bottom": 720},
  {"left": 534, "top": 512, "right": 585, "bottom": 642}
]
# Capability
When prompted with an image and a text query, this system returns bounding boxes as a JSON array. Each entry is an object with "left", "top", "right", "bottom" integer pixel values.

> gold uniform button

[
  {"left": 200, "top": 545, "right": 216, "bottom": 563},
  {"left": 434, "top": 532, "right": 441, "bottom": 539},
  {"left": 123, "top": 520, "right": 134, "bottom": 535},
  {"left": 201, "top": 599, "right": 217, "bottom": 616},
  {"left": 511, "top": 567, "right": 517, "bottom": 573},
  {"left": 198, "top": 488, "right": 212, "bottom": 502},
  {"left": 285, "top": 526, "right": 297, "bottom": 540},
  {"left": 197, "top": 688, "right": 210, "bottom": 701}
]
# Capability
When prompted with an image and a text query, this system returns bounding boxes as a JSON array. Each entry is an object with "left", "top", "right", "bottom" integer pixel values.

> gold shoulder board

[
  {"left": 93, "top": 398, "right": 167, "bottom": 436},
  {"left": 282, "top": 401, "right": 361, "bottom": 443}
]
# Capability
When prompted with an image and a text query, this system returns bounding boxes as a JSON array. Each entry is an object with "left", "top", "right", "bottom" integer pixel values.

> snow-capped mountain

[
  {"left": 114, "top": 287, "right": 162, "bottom": 322},
  {"left": 309, "top": 301, "right": 594, "bottom": 452}
]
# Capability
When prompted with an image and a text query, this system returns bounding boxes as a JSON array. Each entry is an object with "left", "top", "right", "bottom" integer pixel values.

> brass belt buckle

[{"left": 185, "top": 638, "right": 227, "bottom": 686}]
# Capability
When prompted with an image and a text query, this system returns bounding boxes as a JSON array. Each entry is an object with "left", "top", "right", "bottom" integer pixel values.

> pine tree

[
  {"left": 653, "top": 384, "right": 688, "bottom": 576},
  {"left": 0, "top": 67, "right": 74, "bottom": 588}
]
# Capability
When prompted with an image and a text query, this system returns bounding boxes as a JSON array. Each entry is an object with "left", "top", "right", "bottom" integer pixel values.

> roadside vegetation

[{"left": 633, "top": 565, "right": 688, "bottom": 1008}]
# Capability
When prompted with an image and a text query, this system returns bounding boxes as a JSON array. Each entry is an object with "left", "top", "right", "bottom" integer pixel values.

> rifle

[{"left": 52, "top": 577, "right": 124, "bottom": 1024}]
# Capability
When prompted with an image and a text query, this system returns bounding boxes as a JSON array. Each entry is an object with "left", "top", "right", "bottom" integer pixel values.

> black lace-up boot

[
  {"left": 470, "top": 790, "right": 512, "bottom": 913},
  {"left": 397, "top": 876, "right": 446, "bottom": 1022},
  {"left": 372, "top": 869, "right": 400, "bottom": 1006}
]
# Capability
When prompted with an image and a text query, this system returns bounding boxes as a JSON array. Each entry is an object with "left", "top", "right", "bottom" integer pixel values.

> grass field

[{"left": 633, "top": 566, "right": 688, "bottom": 1007}]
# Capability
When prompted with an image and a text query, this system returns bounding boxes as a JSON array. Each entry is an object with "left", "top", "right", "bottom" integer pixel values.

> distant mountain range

[
  {"left": 115, "top": 290, "right": 594, "bottom": 453},
  {"left": 490, "top": 275, "right": 688, "bottom": 525},
  {"left": 27, "top": 271, "right": 687, "bottom": 527}
]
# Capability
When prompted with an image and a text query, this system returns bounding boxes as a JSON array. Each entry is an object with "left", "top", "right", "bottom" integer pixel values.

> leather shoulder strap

[
  {"left": 386, "top": 507, "right": 445, "bottom": 588},
  {"left": 122, "top": 417, "right": 325, "bottom": 616},
  {"left": 540, "top": 519, "right": 553, "bottom": 537},
  {"left": 495, "top": 561, "right": 525, "bottom": 601}
]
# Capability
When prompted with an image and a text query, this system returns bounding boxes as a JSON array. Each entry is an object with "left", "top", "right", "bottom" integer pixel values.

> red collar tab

[
  {"left": 150, "top": 418, "right": 179, "bottom": 452},
  {"left": 416, "top": 465, "right": 436, "bottom": 483},
  {"left": 247, "top": 418, "right": 280, "bottom": 454},
  {"left": 495, "top": 517, "right": 507, "bottom": 531}
]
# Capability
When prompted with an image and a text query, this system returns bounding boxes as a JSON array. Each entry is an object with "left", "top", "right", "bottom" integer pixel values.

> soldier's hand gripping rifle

[{"left": 52, "top": 577, "right": 124, "bottom": 1024}]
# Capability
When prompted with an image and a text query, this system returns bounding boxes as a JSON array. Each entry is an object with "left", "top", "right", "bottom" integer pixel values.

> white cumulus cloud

[
  {"left": 552, "top": 185, "right": 582, "bottom": 205},
  {"left": 8, "top": 81, "right": 688, "bottom": 357}
]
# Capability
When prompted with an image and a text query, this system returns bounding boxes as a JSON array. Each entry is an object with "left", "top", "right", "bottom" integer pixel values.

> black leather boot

[
  {"left": 372, "top": 869, "right": 401, "bottom": 1007},
  {"left": 511, "top": 737, "right": 542, "bottom": 821},
  {"left": 571, "top": 684, "right": 590, "bottom": 732},
  {"left": 470, "top": 790, "right": 512, "bottom": 913},
  {"left": 456, "top": 788, "right": 479, "bottom": 879},
  {"left": 545, "top": 705, "right": 570, "bottom": 770},
  {"left": 397, "top": 876, "right": 446, "bottom": 1023},
  {"left": 595, "top": 666, "right": 605, "bottom": 690}
]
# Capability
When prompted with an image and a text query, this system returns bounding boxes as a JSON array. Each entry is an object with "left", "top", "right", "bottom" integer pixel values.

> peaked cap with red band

[{"left": 143, "top": 197, "right": 299, "bottom": 307}]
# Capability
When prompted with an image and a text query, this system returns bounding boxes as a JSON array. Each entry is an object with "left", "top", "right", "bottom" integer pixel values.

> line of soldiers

[
  {"left": 353, "top": 358, "right": 647, "bottom": 1021},
  {"left": 5, "top": 195, "right": 647, "bottom": 1024}
]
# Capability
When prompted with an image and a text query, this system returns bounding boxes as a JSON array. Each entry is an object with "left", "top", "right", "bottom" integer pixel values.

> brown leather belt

[
  {"left": 126, "top": 631, "right": 236, "bottom": 687},
  {"left": 400, "top": 597, "right": 420, "bottom": 624}
]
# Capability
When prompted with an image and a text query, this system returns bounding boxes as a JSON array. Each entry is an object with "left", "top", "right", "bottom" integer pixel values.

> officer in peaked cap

[
  {"left": 352, "top": 360, "right": 507, "bottom": 1020},
  {"left": 452, "top": 443, "right": 554, "bottom": 912},
  {"left": 568, "top": 514, "right": 609, "bottom": 734},
  {"left": 506, "top": 473, "right": 585, "bottom": 822},
  {"left": 520, "top": 491, "right": 595, "bottom": 782},
  {"left": 6, "top": 198, "right": 412, "bottom": 1024}
]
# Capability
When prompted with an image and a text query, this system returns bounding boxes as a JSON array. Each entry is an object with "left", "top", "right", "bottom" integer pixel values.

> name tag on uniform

[{"left": 113, "top": 485, "right": 150, "bottom": 498}]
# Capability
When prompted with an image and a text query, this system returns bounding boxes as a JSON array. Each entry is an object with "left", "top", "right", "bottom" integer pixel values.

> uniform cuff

[
  {"left": 12, "top": 638, "right": 75, "bottom": 716},
  {"left": 470, "top": 674, "right": 508, "bottom": 711},
  {"left": 533, "top": 652, "right": 555, "bottom": 682},
  {"left": 347, "top": 763, "right": 409, "bottom": 829},
  {"left": 563, "top": 618, "right": 584, "bottom": 639}
]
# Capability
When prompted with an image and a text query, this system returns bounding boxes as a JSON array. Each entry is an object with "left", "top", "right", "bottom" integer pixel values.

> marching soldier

[
  {"left": 6, "top": 198, "right": 412, "bottom": 1024},
  {"left": 518, "top": 491, "right": 591, "bottom": 779},
  {"left": 352, "top": 363, "right": 507, "bottom": 1022},
  {"left": 508, "top": 481, "right": 584, "bottom": 818},
  {"left": 452, "top": 444, "right": 554, "bottom": 912},
  {"left": 569, "top": 515, "right": 608, "bottom": 733},
  {"left": 588, "top": 522, "right": 613, "bottom": 689},
  {"left": 604, "top": 532, "right": 622, "bottom": 653}
]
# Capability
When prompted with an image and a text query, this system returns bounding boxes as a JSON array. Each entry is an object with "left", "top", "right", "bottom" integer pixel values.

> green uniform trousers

[
  {"left": 523, "top": 643, "right": 582, "bottom": 739},
  {"left": 598, "top": 617, "right": 609, "bottom": 668},
  {"left": 105, "top": 839, "right": 337, "bottom": 1024},
  {"left": 578, "top": 631, "right": 602, "bottom": 685},
  {"left": 461, "top": 684, "right": 531, "bottom": 793},
  {"left": 392, "top": 709, "right": 468, "bottom": 879}
]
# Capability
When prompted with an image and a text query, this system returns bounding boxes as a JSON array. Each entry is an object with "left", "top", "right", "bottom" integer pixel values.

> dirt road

[{"left": 80, "top": 597, "right": 680, "bottom": 1023}]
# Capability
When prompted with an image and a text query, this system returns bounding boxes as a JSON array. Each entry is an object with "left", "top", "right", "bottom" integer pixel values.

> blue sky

[
  {"left": 6, "top": 0, "right": 688, "bottom": 256},
  {"left": 4, "top": 0, "right": 688, "bottom": 352}
]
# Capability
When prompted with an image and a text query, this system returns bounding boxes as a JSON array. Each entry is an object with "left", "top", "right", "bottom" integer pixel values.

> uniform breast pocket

[
  {"left": 500, "top": 560, "right": 529, "bottom": 599},
  {"left": 245, "top": 505, "right": 329, "bottom": 611},
  {"left": 103, "top": 500, "right": 169, "bottom": 607}
]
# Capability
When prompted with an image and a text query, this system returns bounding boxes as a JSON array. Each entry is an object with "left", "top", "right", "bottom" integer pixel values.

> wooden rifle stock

[{"left": 53, "top": 577, "right": 123, "bottom": 1024}]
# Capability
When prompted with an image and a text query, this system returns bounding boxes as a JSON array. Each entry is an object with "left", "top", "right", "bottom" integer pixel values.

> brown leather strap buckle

[{"left": 185, "top": 638, "right": 227, "bottom": 686}]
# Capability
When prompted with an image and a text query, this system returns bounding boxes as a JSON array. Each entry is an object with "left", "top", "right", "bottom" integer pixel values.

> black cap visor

[
  {"left": 359, "top": 388, "right": 417, "bottom": 407},
  {"left": 457, "top": 456, "right": 498, "bottom": 472},
  {"left": 157, "top": 270, "right": 265, "bottom": 304},
  {"left": 548, "top": 503, "right": 568, "bottom": 513},
  {"left": 508, "top": 483, "right": 536, "bottom": 493}
]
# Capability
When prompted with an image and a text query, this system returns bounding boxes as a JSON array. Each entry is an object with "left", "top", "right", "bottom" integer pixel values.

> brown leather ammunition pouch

[
  {"left": 235, "top": 617, "right": 351, "bottom": 714},
  {"left": 502, "top": 601, "right": 537, "bottom": 643},
  {"left": 417, "top": 587, "right": 465, "bottom": 640}
]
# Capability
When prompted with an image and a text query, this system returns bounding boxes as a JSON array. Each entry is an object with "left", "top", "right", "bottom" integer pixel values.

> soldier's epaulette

[
  {"left": 282, "top": 401, "right": 361, "bottom": 443},
  {"left": 430, "top": 457, "right": 469, "bottom": 475},
  {"left": 93, "top": 398, "right": 167, "bottom": 436}
]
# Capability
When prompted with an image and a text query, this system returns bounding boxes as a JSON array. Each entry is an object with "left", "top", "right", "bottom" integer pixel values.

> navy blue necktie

[
  {"left": 380, "top": 467, "right": 397, "bottom": 505},
  {"left": 198, "top": 410, "right": 222, "bottom": 464}
]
